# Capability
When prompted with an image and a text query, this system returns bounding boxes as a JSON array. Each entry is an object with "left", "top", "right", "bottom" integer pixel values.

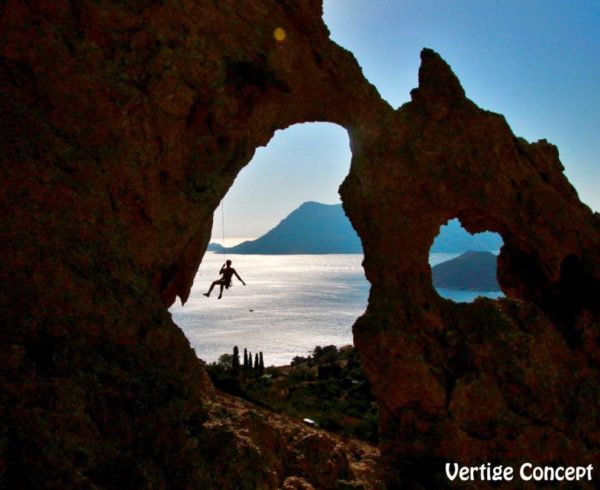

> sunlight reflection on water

[
  {"left": 170, "top": 253, "right": 368, "bottom": 366},
  {"left": 169, "top": 252, "right": 502, "bottom": 366}
]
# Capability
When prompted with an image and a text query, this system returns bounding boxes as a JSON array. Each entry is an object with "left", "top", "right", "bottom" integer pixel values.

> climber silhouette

[{"left": 204, "top": 260, "right": 246, "bottom": 299}]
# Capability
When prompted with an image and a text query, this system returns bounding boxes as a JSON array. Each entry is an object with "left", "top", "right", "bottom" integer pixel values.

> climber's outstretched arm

[{"left": 234, "top": 271, "right": 246, "bottom": 286}]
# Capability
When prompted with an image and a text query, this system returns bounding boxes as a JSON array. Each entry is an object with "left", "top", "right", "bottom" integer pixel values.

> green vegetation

[{"left": 205, "top": 345, "right": 379, "bottom": 443}]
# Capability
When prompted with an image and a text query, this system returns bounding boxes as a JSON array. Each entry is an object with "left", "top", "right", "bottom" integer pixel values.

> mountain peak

[
  {"left": 211, "top": 202, "right": 362, "bottom": 255},
  {"left": 208, "top": 204, "right": 502, "bottom": 256}
]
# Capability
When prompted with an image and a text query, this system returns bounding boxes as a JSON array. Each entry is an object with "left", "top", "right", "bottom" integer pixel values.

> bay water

[{"left": 169, "top": 252, "right": 502, "bottom": 366}]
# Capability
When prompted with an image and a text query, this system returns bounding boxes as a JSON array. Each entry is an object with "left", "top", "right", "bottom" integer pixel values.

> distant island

[
  {"left": 208, "top": 201, "right": 502, "bottom": 255},
  {"left": 431, "top": 251, "right": 501, "bottom": 291},
  {"left": 209, "top": 201, "right": 362, "bottom": 254}
]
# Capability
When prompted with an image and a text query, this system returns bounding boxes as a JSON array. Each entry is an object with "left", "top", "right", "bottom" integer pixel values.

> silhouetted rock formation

[
  {"left": 432, "top": 251, "right": 500, "bottom": 291},
  {"left": 344, "top": 49, "right": 600, "bottom": 487},
  {"left": 1, "top": 1, "right": 598, "bottom": 488}
]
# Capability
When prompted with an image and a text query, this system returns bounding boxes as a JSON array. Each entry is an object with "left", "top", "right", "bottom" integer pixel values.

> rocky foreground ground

[
  {"left": 2, "top": 0, "right": 598, "bottom": 487},
  {"left": 203, "top": 391, "right": 382, "bottom": 489}
]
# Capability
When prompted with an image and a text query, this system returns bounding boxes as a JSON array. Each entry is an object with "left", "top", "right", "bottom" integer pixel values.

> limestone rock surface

[{"left": 1, "top": 0, "right": 598, "bottom": 488}]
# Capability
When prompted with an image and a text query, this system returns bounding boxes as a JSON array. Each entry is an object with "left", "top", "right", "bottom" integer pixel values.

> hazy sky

[{"left": 213, "top": 0, "right": 600, "bottom": 242}]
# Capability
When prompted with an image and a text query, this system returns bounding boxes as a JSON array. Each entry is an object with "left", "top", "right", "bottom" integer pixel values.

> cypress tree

[
  {"left": 248, "top": 352, "right": 253, "bottom": 369},
  {"left": 243, "top": 348, "right": 248, "bottom": 369},
  {"left": 259, "top": 352, "right": 264, "bottom": 372},
  {"left": 232, "top": 345, "right": 240, "bottom": 373},
  {"left": 254, "top": 353, "right": 259, "bottom": 373}
]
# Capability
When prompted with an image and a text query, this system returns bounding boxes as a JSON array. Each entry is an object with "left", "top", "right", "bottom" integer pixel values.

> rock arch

[
  {"left": 1, "top": 1, "right": 598, "bottom": 487},
  {"left": 343, "top": 49, "right": 599, "bottom": 485}
]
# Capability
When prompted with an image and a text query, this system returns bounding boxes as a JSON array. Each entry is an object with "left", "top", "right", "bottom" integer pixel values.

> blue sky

[{"left": 214, "top": 0, "right": 600, "bottom": 242}]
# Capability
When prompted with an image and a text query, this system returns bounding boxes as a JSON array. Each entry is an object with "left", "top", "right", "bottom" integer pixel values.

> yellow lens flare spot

[{"left": 273, "top": 27, "right": 286, "bottom": 42}]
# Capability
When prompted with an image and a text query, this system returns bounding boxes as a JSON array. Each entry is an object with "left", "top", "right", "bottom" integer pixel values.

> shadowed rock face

[
  {"left": 1, "top": 0, "right": 598, "bottom": 488},
  {"left": 343, "top": 50, "right": 600, "bottom": 486}
]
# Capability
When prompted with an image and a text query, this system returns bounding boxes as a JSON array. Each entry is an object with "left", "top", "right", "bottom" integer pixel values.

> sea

[{"left": 169, "top": 251, "right": 502, "bottom": 366}]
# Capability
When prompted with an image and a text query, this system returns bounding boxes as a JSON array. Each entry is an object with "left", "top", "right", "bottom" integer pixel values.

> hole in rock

[
  {"left": 429, "top": 218, "right": 504, "bottom": 303},
  {"left": 169, "top": 123, "right": 370, "bottom": 368}
]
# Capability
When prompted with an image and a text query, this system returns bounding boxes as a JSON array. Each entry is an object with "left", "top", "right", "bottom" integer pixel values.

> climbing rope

[
  {"left": 221, "top": 198, "right": 227, "bottom": 253},
  {"left": 220, "top": 198, "right": 228, "bottom": 267},
  {"left": 221, "top": 198, "right": 225, "bottom": 250},
  {"left": 220, "top": 198, "right": 232, "bottom": 287}
]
